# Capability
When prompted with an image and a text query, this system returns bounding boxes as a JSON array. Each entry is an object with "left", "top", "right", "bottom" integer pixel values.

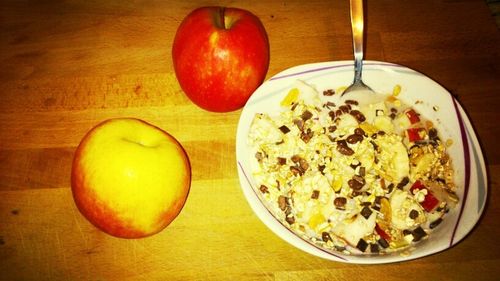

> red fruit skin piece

[
  {"left": 375, "top": 223, "right": 391, "bottom": 241},
  {"left": 406, "top": 127, "right": 426, "bottom": 142},
  {"left": 410, "top": 181, "right": 440, "bottom": 212},
  {"left": 405, "top": 109, "right": 421, "bottom": 124}
]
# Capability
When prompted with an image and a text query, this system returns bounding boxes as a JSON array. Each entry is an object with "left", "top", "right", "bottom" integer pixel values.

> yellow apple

[{"left": 71, "top": 118, "right": 191, "bottom": 238}]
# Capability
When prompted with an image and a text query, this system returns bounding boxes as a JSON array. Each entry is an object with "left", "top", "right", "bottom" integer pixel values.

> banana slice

[
  {"left": 390, "top": 189, "right": 425, "bottom": 230},
  {"left": 376, "top": 135, "right": 410, "bottom": 183},
  {"left": 293, "top": 80, "right": 323, "bottom": 109},
  {"left": 331, "top": 212, "right": 376, "bottom": 246},
  {"left": 248, "top": 114, "right": 283, "bottom": 145},
  {"left": 390, "top": 141, "right": 410, "bottom": 182},
  {"left": 360, "top": 101, "right": 388, "bottom": 124},
  {"left": 374, "top": 115, "right": 394, "bottom": 133}
]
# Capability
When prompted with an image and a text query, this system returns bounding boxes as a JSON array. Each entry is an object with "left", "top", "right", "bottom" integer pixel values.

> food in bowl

[{"left": 248, "top": 80, "right": 459, "bottom": 255}]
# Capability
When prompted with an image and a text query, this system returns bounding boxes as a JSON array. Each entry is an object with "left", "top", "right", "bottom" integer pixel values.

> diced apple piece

[
  {"left": 410, "top": 181, "right": 440, "bottom": 212},
  {"left": 406, "top": 128, "right": 426, "bottom": 142},
  {"left": 405, "top": 109, "right": 421, "bottom": 124},
  {"left": 375, "top": 223, "right": 391, "bottom": 241}
]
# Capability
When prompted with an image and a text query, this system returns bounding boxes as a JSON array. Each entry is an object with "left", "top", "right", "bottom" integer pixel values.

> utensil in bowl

[{"left": 341, "top": 0, "right": 382, "bottom": 104}]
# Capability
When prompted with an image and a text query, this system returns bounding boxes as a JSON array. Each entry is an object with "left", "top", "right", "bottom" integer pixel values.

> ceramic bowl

[{"left": 236, "top": 61, "right": 487, "bottom": 264}]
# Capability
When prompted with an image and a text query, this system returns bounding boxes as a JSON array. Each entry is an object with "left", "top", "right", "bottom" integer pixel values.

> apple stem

[
  {"left": 220, "top": 7, "right": 226, "bottom": 29},
  {"left": 215, "top": 7, "right": 232, "bottom": 30}
]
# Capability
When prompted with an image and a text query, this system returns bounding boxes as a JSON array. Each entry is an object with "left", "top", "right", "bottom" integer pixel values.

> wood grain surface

[{"left": 1, "top": 1, "right": 499, "bottom": 280}]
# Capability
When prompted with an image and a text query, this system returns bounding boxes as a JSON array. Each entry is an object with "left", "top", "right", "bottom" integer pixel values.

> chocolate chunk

[
  {"left": 279, "top": 125, "right": 290, "bottom": 134},
  {"left": 349, "top": 110, "right": 366, "bottom": 122},
  {"left": 409, "top": 209, "right": 419, "bottom": 219},
  {"left": 300, "top": 129, "right": 314, "bottom": 143},
  {"left": 360, "top": 206, "right": 373, "bottom": 219},
  {"left": 370, "top": 140, "right": 379, "bottom": 151},
  {"left": 370, "top": 243, "right": 380, "bottom": 253},
  {"left": 403, "top": 229, "right": 412, "bottom": 236},
  {"left": 259, "top": 185, "right": 269, "bottom": 193},
  {"left": 291, "top": 155, "right": 301, "bottom": 163},
  {"left": 318, "top": 164, "right": 326, "bottom": 174},
  {"left": 334, "top": 197, "right": 347, "bottom": 209},
  {"left": 396, "top": 177, "right": 410, "bottom": 189},
  {"left": 328, "top": 125, "right": 337, "bottom": 133},
  {"left": 339, "top": 105, "right": 350, "bottom": 113},
  {"left": 311, "top": 190, "right": 320, "bottom": 199},
  {"left": 345, "top": 99, "right": 359, "bottom": 105},
  {"left": 301, "top": 110, "right": 313, "bottom": 121},
  {"left": 354, "top": 128, "right": 366, "bottom": 136},
  {"left": 412, "top": 226, "right": 427, "bottom": 242},
  {"left": 322, "top": 232, "right": 332, "bottom": 242},
  {"left": 328, "top": 110, "right": 336, "bottom": 120},
  {"left": 325, "top": 101, "right": 336, "bottom": 108},
  {"left": 348, "top": 175, "right": 365, "bottom": 190},
  {"left": 378, "top": 238, "right": 390, "bottom": 248},
  {"left": 358, "top": 166, "right": 366, "bottom": 177},
  {"left": 377, "top": 130, "right": 386, "bottom": 136},
  {"left": 299, "top": 158, "right": 309, "bottom": 171},
  {"left": 323, "top": 89, "right": 335, "bottom": 96},
  {"left": 356, "top": 239, "right": 368, "bottom": 252},
  {"left": 278, "top": 196, "right": 287, "bottom": 211},
  {"left": 277, "top": 157, "right": 287, "bottom": 165},
  {"left": 429, "top": 218, "right": 443, "bottom": 229},
  {"left": 346, "top": 133, "right": 363, "bottom": 144},
  {"left": 336, "top": 140, "right": 354, "bottom": 156},
  {"left": 350, "top": 162, "right": 361, "bottom": 169},
  {"left": 293, "top": 119, "right": 304, "bottom": 131},
  {"left": 290, "top": 166, "right": 303, "bottom": 176},
  {"left": 387, "top": 183, "right": 394, "bottom": 193},
  {"left": 335, "top": 109, "right": 343, "bottom": 117},
  {"left": 428, "top": 128, "right": 439, "bottom": 140},
  {"left": 285, "top": 216, "right": 295, "bottom": 225},
  {"left": 351, "top": 190, "right": 363, "bottom": 197}
]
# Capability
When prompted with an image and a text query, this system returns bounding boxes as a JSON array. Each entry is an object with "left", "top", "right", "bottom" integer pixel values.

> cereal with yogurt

[{"left": 248, "top": 81, "right": 459, "bottom": 255}]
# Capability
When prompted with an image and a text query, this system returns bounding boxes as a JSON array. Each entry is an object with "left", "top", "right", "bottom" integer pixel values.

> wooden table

[{"left": 1, "top": 1, "right": 499, "bottom": 280}]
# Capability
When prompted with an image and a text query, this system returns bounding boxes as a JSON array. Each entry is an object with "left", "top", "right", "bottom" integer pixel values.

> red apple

[
  {"left": 71, "top": 118, "right": 191, "bottom": 238},
  {"left": 172, "top": 6, "right": 270, "bottom": 112}
]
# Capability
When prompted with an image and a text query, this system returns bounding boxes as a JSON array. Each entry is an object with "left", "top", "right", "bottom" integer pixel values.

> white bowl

[{"left": 236, "top": 61, "right": 487, "bottom": 264}]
